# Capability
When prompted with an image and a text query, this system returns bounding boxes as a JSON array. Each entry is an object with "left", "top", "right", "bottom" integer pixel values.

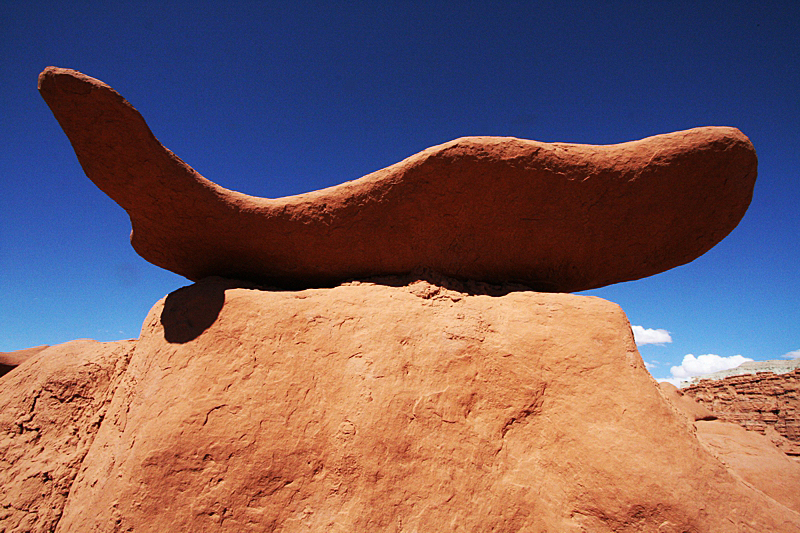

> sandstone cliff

[
  {"left": 683, "top": 368, "right": 800, "bottom": 456},
  {"left": 2, "top": 277, "right": 799, "bottom": 532},
  {"left": 660, "top": 382, "right": 800, "bottom": 513}
]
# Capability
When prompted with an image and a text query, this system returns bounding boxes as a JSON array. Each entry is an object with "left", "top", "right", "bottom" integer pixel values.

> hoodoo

[
  {"left": 39, "top": 66, "right": 757, "bottom": 291},
  {"left": 4, "top": 68, "right": 796, "bottom": 532}
]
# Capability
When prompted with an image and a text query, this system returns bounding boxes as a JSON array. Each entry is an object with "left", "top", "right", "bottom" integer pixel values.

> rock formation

[
  {"left": 0, "top": 339, "right": 134, "bottom": 531},
  {"left": 38, "top": 66, "right": 758, "bottom": 292},
  {"left": 8, "top": 66, "right": 791, "bottom": 531},
  {"left": 686, "top": 358, "right": 800, "bottom": 384},
  {"left": 660, "top": 382, "right": 800, "bottom": 513},
  {"left": 0, "top": 345, "right": 49, "bottom": 378},
  {"left": 2, "top": 278, "right": 800, "bottom": 532},
  {"left": 683, "top": 368, "right": 800, "bottom": 456}
]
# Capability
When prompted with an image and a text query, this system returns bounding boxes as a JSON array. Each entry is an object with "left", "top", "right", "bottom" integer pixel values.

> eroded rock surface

[
  {"left": 660, "top": 382, "right": 800, "bottom": 513},
  {"left": 39, "top": 66, "right": 758, "bottom": 292},
  {"left": 0, "top": 345, "right": 49, "bottom": 378},
  {"left": 683, "top": 368, "right": 800, "bottom": 456},
  {"left": 0, "top": 339, "right": 134, "bottom": 532},
  {"left": 8, "top": 278, "right": 788, "bottom": 532}
]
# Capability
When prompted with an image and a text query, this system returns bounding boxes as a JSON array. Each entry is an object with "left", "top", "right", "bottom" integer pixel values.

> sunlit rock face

[
  {"left": 660, "top": 381, "right": 800, "bottom": 514},
  {"left": 5, "top": 67, "right": 790, "bottom": 532},
  {"left": 39, "top": 66, "right": 757, "bottom": 292},
  {"left": 684, "top": 365, "right": 800, "bottom": 456},
  {"left": 3, "top": 278, "right": 799, "bottom": 532}
]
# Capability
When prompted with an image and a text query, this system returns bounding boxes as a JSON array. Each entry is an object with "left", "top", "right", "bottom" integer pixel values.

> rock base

[{"left": 2, "top": 278, "right": 799, "bottom": 531}]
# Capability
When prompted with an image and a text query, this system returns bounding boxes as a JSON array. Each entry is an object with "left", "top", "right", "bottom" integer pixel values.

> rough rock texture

[
  {"left": 658, "top": 381, "right": 718, "bottom": 422},
  {"left": 0, "top": 339, "right": 134, "bottom": 532},
  {"left": 0, "top": 345, "right": 49, "bottom": 378},
  {"left": 683, "top": 369, "right": 800, "bottom": 456},
  {"left": 694, "top": 421, "right": 800, "bottom": 512},
  {"left": 660, "top": 382, "right": 800, "bottom": 512},
  {"left": 2, "top": 278, "right": 796, "bottom": 532},
  {"left": 39, "top": 66, "right": 758, "bottom": 292}
]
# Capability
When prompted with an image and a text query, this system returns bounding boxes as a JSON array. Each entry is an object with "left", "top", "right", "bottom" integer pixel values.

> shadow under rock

[
  {"left": 160, "top": 269, "right": 544, "bottom": 344},
  {"left": 160, "top": 277, "right": 254, "bottom": 343},
  {"left": 357, "top": 268, "right": 547, "bottom": 296}
]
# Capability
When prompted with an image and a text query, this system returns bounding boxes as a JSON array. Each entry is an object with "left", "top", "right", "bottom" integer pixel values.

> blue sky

[{"left": 2, "top": 1, "right": 798, "bottom": 384}]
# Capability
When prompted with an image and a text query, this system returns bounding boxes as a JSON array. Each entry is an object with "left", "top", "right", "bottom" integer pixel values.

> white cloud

[
  {"left": 669, "top": 354, "right": 753, "bottom": 380},
  {"left": 631, "top": 325, "right": 672, "bottom": 346},
  {"left": 657, "top": 377, "right": 684, "bottom": 387},
  {"left": 782, "top": 349, "right": 800, "bottom": 359}
]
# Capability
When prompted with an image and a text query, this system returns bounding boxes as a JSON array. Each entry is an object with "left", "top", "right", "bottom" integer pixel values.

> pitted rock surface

[{"left": 0, "top": 340, "right": 134, "bottom": 531}]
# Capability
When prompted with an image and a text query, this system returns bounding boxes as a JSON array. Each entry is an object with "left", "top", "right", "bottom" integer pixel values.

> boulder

[
  {"left": 0, "top": 339, "right": 134, "bottom": 532},
  {"left": 39, "top": 67, "right": 758, "bottom": 292},
  {"left": 3, "top": 278, "right": 797, "bottom": 531}
]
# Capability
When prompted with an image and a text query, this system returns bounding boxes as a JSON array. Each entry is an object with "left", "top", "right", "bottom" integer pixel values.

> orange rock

[
  {"left": 0, "top": 345, "right": 49, "bottom": 378},
  {"left": 695, "top": 420, "right": 800, "bottom": 513},
  {"left": 0, "top": 339, "right": 134, "bottom": 532},
  {"left": 2, "top": 278, "right": 794, "bottom": 531},
  {"left": 659, "top": 381, "right": 718, "bottom": 421},
  {"left": 39, "top": 67, "right": 758, "bottom": 292},
  {"left": 683, "top": 369, "right": 800, "bottom": 456},
  {"left": 660, "top": 382, "right": 800, "bottom": 513}
]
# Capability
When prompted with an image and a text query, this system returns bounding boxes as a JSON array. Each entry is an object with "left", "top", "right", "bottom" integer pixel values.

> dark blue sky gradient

[{"left": 2, "top": 1, "right": 798, "bottom": 382}]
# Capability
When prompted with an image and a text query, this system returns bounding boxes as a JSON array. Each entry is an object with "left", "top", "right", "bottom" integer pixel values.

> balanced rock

[
  {"left": 39, "top": 67, "right": 758, "bottom": 292},
  {"left": 3, "top": 278, "right": 799, "bottom": 531}
]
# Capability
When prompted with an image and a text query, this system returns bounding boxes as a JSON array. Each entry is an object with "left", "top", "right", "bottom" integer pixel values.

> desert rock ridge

[
  {"left": 2, "top": 277, "right": 799, "bottom": 532},
  {"left": 39, "top": 66, "right": 758, "bottom": 292}
]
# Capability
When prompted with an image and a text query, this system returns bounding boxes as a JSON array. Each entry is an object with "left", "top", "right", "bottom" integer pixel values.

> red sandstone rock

[
  {"left": 660, "top": 382, "right": 800, "bottom": 513},
  {"left": 3, "top": 279, "right": 797, "bottom": 531},
  {"left": 0, "top": 339, "right": 134, "bottom": 532},
  {"left": 695, "top": 420, "right": 800, "bottom": 513},
  {"left": 38, "top": 67, "right": 758, "bottom": 292},
  {"left": 683, "top": 369, "right": 800, "bottom": 456},
  {"left": 658, "top": 381, "right": 718, "bottom": 421},
  {"left": 0, "top": 345, "right": 49, "bottom": 378}
]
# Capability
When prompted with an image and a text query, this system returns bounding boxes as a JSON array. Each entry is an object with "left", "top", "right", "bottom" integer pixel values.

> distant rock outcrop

[
  {"left": 660, "top": 382, "right": 800, "bottom": 513},
  {"left": 688, "top": 358, "right": 800, "bottom": 384},
  {"left": 0, "top": 345, "right": 49, "bottom": 378},
  {"left": 2, "top": 278, "right": 799, "bottom": 532},
  {"left": 683, "top": 367, "right": 800, "bottom": 456},
  {"left": 38, "top": 66, "right": 757, "bottom": 292}
]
